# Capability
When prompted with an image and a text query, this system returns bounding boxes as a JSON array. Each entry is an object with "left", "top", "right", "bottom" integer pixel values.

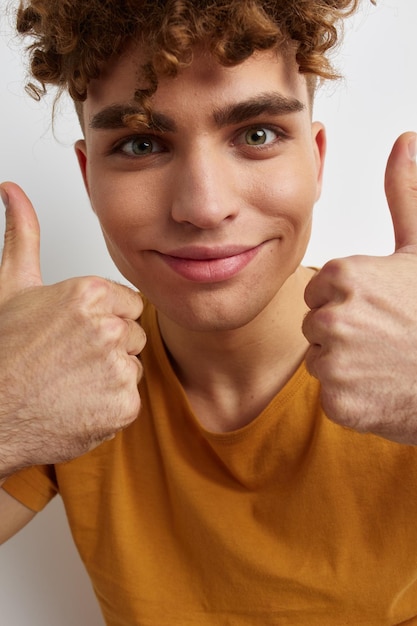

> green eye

[
  {"left": 129, "top": 139, "right": 154, "bottom": 155},
  {"left": 240, "top": 127, "right": 279, "bottom": 147},
  {"left": 117, "top": 136, "right": 164, "bottom": 157},
  {"left": 245, "top": 128, "right": 268, "bottom": 145}
]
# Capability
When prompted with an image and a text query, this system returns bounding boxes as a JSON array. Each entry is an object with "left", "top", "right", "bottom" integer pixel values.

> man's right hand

[{"left": 0, "top": 182, "right": 146, "bottom": 479}]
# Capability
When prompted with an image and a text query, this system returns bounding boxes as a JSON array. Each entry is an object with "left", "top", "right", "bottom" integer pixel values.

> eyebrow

[
  {"left": 89, "top": 92, "right": 305, "bottom": 132},
  {"left": 89, "top": 105, "right": 176, "bottom": 132},
  {"left": 213, "top": 92, "right": 305, "bottom": 127}
]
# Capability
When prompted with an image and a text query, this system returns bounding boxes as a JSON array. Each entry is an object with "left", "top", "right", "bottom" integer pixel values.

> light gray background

[{"left": 1, "top": 1, "right": 416, "bottom": 624}]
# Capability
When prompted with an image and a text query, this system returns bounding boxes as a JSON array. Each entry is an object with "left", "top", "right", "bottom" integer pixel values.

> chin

[
  {"left": 137, "top": 267, "right": 292, "bottom": 334},
  {"left": 154, "top": 291, "right": 274, "bottom": 334}
]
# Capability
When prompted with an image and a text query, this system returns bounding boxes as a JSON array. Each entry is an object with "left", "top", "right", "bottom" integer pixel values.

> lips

[{"left": 156, "top": 244, "right": 264, "bottom": 283}]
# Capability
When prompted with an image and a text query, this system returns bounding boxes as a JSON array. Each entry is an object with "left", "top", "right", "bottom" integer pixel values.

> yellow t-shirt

[{"left": 4, "top": 299, "right": 417, "bottom": 625}]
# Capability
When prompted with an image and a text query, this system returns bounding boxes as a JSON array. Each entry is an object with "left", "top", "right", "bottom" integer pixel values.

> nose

[{"left": 170, "top": 145, "right": 237, "bottom": 229}]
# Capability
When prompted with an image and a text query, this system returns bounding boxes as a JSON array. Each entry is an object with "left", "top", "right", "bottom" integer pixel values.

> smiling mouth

[{"left": 156, "top": 244, "right": 265, "bottom": 283}]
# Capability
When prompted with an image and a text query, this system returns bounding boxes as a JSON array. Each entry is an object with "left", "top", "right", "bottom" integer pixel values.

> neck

[{"left": 157, "top": 266, "right": 314, "bottom": 432}]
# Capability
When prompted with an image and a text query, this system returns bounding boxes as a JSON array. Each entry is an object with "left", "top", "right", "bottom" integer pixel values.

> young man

[{"left": 2, "top": 0, "right": 417, "bottom": 623}]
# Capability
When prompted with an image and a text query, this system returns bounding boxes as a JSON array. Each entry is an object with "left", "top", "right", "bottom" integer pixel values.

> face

[{"left": 76, "top": 44, "right": 325, "bottom": 332}]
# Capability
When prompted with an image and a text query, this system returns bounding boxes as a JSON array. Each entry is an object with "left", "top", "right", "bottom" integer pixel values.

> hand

[
  {"left": 303, "top": 132, "right": 417, "bottom": 445},
  {"left": 0, "top": 182, "right": 146, "bottom": 478}
]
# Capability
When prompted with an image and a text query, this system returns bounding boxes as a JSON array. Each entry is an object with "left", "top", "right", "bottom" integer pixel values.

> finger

[
  {"left": 106, "top": 281, "right": 144, "bottom": 321},
  {"left": 384, "top": 131, "right": 417, "bottom": 252},
  {"left": 0, "top": 181, "right": 43, "bottom": 296},
  {"left": 302, "top": 308, "right": 320, "bottom": 346},
  {"left": 304, "top": 343, "right": 322, "bottom": 379},
  {"left": 124, "top": 318, "right": 147, "bottom": 355},
  {"left": 71, "top": 276, "right": 144, "bottom": 321},
  {"left": 304, "top": 270, "right": 332, "bottom": 310},
  {"left": 131, "top": 355, "right": 144, "bottom": 385},
  {"left": 302, "top": 302, "right": 338, "bottom": 349},
  {"left": 304, "top": 260, "right": 347, "bottom": 310}
]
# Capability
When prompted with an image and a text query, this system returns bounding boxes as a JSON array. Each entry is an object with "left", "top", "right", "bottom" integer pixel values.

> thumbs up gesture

[
  {"left": 303, "top": 132, "right": 417, "bottom": 444},
  {"left": 0, "top": 182, "right": 146, "bottom": 478}
]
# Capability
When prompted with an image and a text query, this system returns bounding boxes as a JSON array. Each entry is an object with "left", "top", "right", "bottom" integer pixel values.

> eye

[
  {"left": 116, "top": 135, "right": 164, "bottom": 157},
  {"left": 237, "top": 126, "right": 279, "bottom": 147}
]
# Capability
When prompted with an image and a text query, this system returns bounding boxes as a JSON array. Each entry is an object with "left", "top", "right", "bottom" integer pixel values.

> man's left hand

[{"left": 303, "top": 132, "right": 417, "bottom": 444}]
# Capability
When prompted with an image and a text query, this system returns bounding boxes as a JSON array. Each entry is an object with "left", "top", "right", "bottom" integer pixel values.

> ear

[
  {"left": 74, "top": 139, "right": 90, "bottom": 196},
  {"left": 311, "top": 122, "right": 326, "bottom": 202}
]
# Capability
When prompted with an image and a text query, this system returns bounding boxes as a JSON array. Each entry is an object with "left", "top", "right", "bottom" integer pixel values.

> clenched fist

[{"left": 0, "top": 182, "right": 146, "bottom": 478}]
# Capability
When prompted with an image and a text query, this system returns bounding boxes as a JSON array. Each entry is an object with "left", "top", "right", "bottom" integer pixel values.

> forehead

[{"left": 83, "top": 43, "right": 309, "bottom": 127}]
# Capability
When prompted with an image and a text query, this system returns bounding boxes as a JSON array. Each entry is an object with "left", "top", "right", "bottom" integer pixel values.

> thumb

[
  {"left": 0, "top": 181, "right": 43, "bottom": 300},
  {"left": 384, "top": 131, "right": 417, "bottom": 252}
]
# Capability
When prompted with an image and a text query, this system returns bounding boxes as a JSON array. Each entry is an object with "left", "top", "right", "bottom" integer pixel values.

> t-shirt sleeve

[{"left": 2, "top": 464, "right": 58, "bottom": 512}]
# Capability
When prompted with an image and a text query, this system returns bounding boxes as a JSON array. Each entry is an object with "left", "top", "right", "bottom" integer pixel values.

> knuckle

[
  {"left": 68, "top": 276, "right": 112, "bottom": 308},
  {"left": 321, "top": 257, "right": 353, "bottom": 289},
  {"left": 124, "top": 285, "right": 144, "bottom": 318},
  {"left": 100, "top": 314, "right": 126, "bottom": 344},
  {"left": 109, "top": 281, "right": 144, "bottom": 319},
  {"left": 107, "top": 349, "right": 139, "bottom": 384},
  {"left": 307, "top": 304, "right": 345, "bottom": 337},
  {"left": 132, "top": 322, "right": 147, "bottom": 353},
  {"left": 136, "top": 358, "right": 144, "bottom": 382},
  {"left": 303, "top": 277, "right": 318, "bottom": 308},
  {"left": 322, "top": 255, "right": 373, "bottom": 297},
  {"left": 317, "top": 306, "right": 344, "bottom": 335},
  {"left": 301, "top": 311, "right": 312, "bottom": 340}
]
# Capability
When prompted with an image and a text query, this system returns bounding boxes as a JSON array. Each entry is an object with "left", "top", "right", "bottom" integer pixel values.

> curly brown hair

[{"left": 15, "top": 0, "right": 374, "bottom": 107}]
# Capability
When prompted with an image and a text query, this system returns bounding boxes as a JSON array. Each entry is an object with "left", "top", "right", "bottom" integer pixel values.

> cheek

[
  {"left": 88, "top": 171, "right": 159, "bottom": 240},
  {"left": 86, "top": 172, "right": 169, "bottom": 288},
  {"left": 87, "top": 181, "right": 140, "bottom": 273},
  {"left": 247, "top": 159, "right": 317, "bottom": 232}
]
